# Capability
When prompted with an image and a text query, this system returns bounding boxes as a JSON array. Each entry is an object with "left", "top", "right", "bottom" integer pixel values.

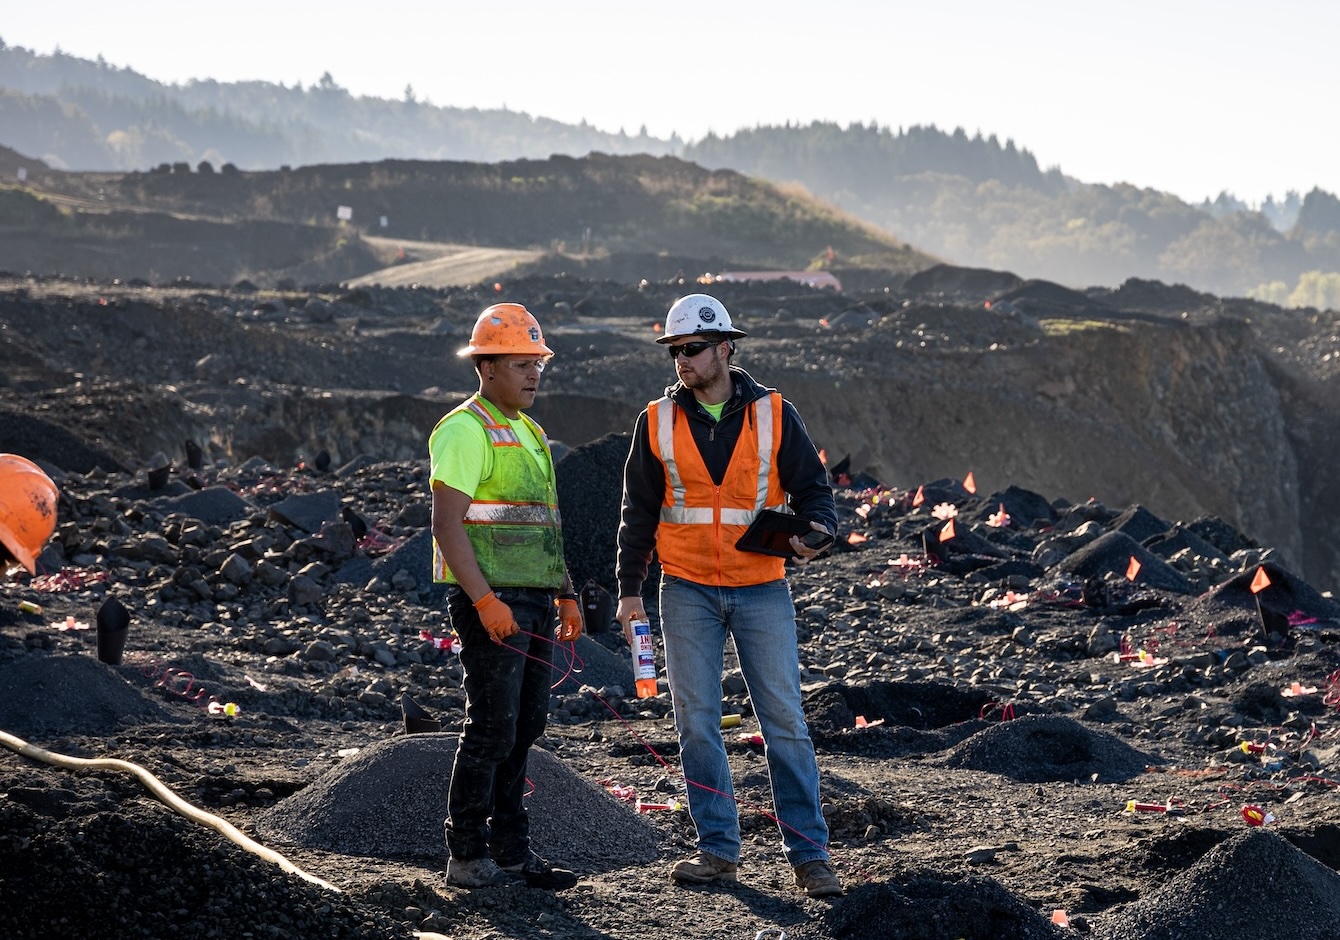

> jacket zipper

[{"left": 713, "top": 484, "right": 723, "bottom": 584}]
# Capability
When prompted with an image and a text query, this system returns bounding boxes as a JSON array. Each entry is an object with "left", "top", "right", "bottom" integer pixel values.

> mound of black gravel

[
  {"left": 254, "top": 733, "right": 660, "bottom": 872},
  {"left": 1092, "top": 828, "right": 1340, "bottom": 940},
  {"left": 0, "top": 653, "right": 177, "bottom": 739},
  {"left": 1189, "top": 561, "right": 1340, "bottom": 627},
  {"left": 1185, "top": 514, "right": 1257, "bottom": 557},
  {"left": 0, "top": 769, "right": 413, "bottom": 940},
  {"left": 977, "top": 485, "right": 1058, "bottom": 528},
  {"left": 1056, "top": 531, "right": 1193, "bottom": 594},
  {"left": 1110, "top": 505, "right": 1173, "bottom": 544},
  {"left": 943, "top": 714, "right": 1161, "bottom": 783},
  {"left": 794, "top": 875, "right": 1064, "bottom": 940}
]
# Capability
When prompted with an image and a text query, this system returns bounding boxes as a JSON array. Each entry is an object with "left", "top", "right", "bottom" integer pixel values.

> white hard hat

[{"left": 657, "top": 293, "right": 747, "bottom": 344}]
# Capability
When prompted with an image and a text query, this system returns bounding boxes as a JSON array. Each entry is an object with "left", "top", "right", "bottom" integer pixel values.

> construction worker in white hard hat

[
  {"left": 614, "top": 294, "right": 843, "bottom": 898},
  {"left": 428, "top": 302, "right": 582, "bottom": 891},
  {"left": 0, "top": 454, "right": 58, "bottom": 576}
]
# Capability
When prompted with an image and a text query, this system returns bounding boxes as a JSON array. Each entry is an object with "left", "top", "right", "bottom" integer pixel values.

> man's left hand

[
  {"left": 555, "top": 596, "right": 583, "bottom": 642},
  {"left": 789, "top": 522, "right": 834, "bottom": 565}
]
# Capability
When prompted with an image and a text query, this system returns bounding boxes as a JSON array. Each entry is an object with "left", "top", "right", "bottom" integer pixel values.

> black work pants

[{"left": 443, "top": 585, "right": 555, "bottom": 863}]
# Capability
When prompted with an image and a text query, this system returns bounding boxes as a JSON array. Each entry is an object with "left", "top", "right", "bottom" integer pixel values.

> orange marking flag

[
  {"left": 912, "top": 485, "right": 925, "bottom": 507},
  {"left": 1126, "top": 556, "right": 1141, "bottom": 581},
  {"left": 940, "top": 519, "right": 957, "bottom": 541},
  {"left": 963, "top": 471, "right": 977, "bottom": 494},
  {"left": 1250, "top": 567, "right": 1271, "bottom": 594}
]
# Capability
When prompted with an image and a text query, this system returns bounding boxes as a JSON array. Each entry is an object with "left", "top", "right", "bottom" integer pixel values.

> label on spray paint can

[{"left": 630, "top": 618, "right": 658, "bottom": 698}]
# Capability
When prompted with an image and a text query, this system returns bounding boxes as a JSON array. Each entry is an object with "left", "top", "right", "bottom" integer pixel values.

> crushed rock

[
  {"left": 794, "top": 875, "right": 1064, "bottom": 940},
  {"left": 942, "top": 714, "right": 1161, "bottom": 783},
  {"left": 1092, "top": 828, "right": 1340, "bottom": 940},
  {"left": 0, "top": 770, "right": 412, "bottom": 940},
  {"left": 254, "top": 733, "right": 660, "bottom": 872},
  {"left": 0, "top": 653, "right": 177, "bottom": 739},
  {"left": 1056, "top": 532, "right": 1193, "bottom": 595}
]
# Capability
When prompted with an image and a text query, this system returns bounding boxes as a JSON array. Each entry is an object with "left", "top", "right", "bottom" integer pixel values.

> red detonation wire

[{"left": 124, "top": 653, "right": 233, "bottom": 714}]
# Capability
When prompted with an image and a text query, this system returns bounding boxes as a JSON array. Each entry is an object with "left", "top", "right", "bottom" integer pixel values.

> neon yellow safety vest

[{"left": 431, "top": 394, "right": 565, "bottom": 588}]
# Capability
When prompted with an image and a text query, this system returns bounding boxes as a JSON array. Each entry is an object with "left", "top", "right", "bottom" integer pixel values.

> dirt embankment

[{"left": 782, "top": 315, "right": 1302, "bottom": 572}]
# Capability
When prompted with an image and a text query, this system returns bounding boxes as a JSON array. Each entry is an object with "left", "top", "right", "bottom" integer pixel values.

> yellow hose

[{"left": 0, "top": 727, "right": 339, "bottom": 893}]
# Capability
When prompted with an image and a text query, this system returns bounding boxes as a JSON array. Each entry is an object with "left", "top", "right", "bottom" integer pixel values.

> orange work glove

[
  {"left": 555, "top": 594, "right": 583, "bottom": 643},
  {"left": 473, "top": 591, "right": 518, "bottom": 643}
]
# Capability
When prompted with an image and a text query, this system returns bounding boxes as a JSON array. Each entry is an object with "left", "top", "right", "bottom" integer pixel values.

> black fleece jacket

[{"left": 615, "top": 366, "right": 837, "bottom": 598}]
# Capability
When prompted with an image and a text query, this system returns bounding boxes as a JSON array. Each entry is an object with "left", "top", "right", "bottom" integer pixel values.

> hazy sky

[{"left": 4, "top": 0, "right": 1336, "bottom": 204}]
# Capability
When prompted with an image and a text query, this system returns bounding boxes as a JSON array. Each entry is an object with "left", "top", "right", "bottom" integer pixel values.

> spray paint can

[{"left": 630, "top": 618, "right": 658, "bottom": 698}]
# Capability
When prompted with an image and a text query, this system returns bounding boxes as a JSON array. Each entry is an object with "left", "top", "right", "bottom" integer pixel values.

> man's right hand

[
  {"left": 474, "top": 591, "right": 518, "bottom": 643},
  {"left": 616, "top": 595, "right": 646, "bottom": 647}
]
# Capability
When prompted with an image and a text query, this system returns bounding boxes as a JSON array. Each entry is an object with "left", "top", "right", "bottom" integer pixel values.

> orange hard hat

[
  {"left": 0, "top": 454, "right": 59, "bottom": 574},
  {"left": 458, "top": 303, "right": 555, "bottom": 357}
]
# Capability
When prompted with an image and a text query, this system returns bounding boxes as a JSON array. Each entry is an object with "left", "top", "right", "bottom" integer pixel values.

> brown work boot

[
  {"left": 793, "top": 859, "right": 843, "bottom": 898},
  {"left": 445, "top": 855, "right": 511, "bottom": 888},
  {"left": 669, "top": 850, "right": 739, "bottom": 885}
]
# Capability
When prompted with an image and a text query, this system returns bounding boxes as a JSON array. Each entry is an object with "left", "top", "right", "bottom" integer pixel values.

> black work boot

[{"left": 498, "top": 851, "right": 579, "bottom": 890}]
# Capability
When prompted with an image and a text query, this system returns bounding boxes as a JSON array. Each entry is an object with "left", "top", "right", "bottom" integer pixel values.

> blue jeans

[
  {"left": 444, "top": 586, "right": 555, "bottom": 863},
  {"left": 658, "top": 576, "right": 830, "bottom": 866}
]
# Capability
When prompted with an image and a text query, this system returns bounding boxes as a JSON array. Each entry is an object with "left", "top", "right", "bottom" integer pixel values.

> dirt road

[{"left": 350, "top": 240, "right": 545, "bottom": 288}]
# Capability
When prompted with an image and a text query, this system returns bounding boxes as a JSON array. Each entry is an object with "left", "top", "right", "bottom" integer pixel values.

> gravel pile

[
  {"left": 0, "top": 764, "right": 414, "bottom": 940},
  {"left": 1092, "top": 828, "right": 1340, "bottom": 940},
  {"left": 254, "top": 733, "right": 660, "bottom": 872},
  {"left": 1056, "top": 532, "right": 1193, "bottom": 595},
  {"left": 942, "top": 714, "right": 1161, "bottom": 783},
  {"left": 0, "top": 653, "right": 175, "bottom": 738},
  {"left": 794, "top": 875, "right": 1064, "bottom": 940}
]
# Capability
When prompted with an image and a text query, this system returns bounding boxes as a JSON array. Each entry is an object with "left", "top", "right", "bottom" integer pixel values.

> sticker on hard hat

[
  {"left": 698, "top": 306, "right": 717, "bottom": 323},
  {"left": 490, "top": 316, "right": 503, "bottom": 325},
  {"left": 528, "top": 327, "right": 540, "bottom": 341}
]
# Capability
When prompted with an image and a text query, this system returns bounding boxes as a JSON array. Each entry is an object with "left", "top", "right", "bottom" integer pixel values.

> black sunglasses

[{"left": 668, "top": 340, "right": 720, "bottom": 359}]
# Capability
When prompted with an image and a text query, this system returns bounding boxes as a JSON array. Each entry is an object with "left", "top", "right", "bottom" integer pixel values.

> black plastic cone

[
  {"left": 96, "top": 597, "right": 131, "bottom": 665},
  {"left": 401, "top": 692, "right": 442, "bottom": 734}
]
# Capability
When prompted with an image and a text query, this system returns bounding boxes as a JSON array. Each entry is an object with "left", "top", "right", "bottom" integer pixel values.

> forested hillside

[
  {"left": 684, "top": 122, "right": 1340, "bottom": 302},
  {"left": 0, "top": 40, "right": 675, "bottom": 170}
]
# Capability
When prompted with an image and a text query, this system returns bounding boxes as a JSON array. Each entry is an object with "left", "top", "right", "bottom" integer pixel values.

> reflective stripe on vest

[
  {"left": 431, "top": 394, "right": 564, "bottom": 587},
  {"left": 648, "top": 392, "right": 787, "bottom": 586},
  {"left": 467, "top": 398, "right": 524, "bottom": 447}
]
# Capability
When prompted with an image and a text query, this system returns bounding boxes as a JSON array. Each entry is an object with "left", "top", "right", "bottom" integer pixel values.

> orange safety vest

[{"left": 647, "top": 392, "right": 786, "bottom": 586}]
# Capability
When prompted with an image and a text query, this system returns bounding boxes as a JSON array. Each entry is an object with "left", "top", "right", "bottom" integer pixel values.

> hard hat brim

[
  {"left": 0, "top": 519, "right": 39, "bottom": 574},
  {"left": 655, "top": 327, "right": 747, "bottom": 345},
  {"left": 457, "top": 342, "right": 556, "bottom": 357}
]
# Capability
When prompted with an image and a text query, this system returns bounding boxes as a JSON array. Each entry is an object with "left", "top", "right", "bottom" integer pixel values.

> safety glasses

[
  {"left": 504, "top": 358, "right": 549, "bottom": 373},
  {"left": 668, "top": 340, "right": 719, "bottom": 360}
]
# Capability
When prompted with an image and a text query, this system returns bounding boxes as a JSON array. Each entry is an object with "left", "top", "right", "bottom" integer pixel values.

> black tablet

[{"left": 735, "top": 509, "right": 817, "bottom": 557}]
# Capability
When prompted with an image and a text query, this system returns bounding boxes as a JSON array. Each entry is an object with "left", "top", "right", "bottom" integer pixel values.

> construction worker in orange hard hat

[
  {"left": 0, "top": 454, "right": 59, "bottom": 576},
  {"left": 430, "top": 302, "right": 580, "bottom": 891}
]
